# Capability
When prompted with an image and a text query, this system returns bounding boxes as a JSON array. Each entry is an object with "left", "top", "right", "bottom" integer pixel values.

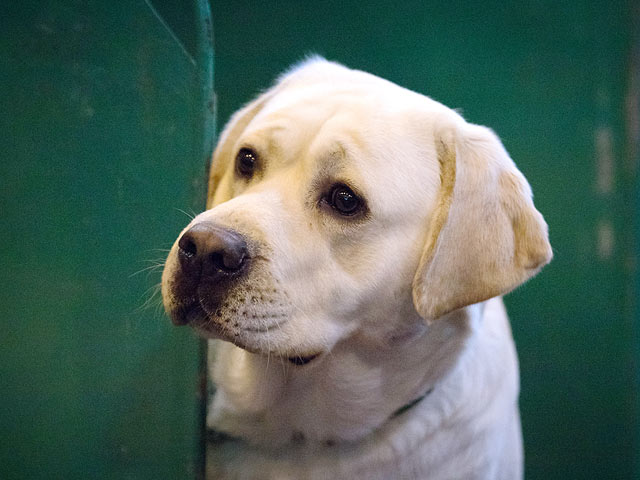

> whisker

[
  {"left": 147, "top": 248, "right": 172, "bottom": 254},
  {"left": 174, "top": 207, "right": 196, "bottom": 221},
  {"left": 270, "top": 309, "right": 291, "bottom": 376},
  {"left": 129, "top": 262, "right": 165, "bottom": 278},
  {"left": 135, "top": 282, "right": 163, "bottom": 314},
  {"left": 259, "top": 316, "right": 273, "bottom": 399}
]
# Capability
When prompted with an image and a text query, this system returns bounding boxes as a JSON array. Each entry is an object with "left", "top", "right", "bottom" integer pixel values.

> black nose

[{"left": 177, "top": 222, "right": 249, "bottom": 280}]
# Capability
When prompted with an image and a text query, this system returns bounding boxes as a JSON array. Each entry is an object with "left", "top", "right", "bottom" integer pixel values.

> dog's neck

[{"left": 207, "top": 304, "right": 481, "bottom": 449}]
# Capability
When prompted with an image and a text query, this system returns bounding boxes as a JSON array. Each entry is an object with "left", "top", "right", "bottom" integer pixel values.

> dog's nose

[{"left": 177, "top": 222, "right": 249, "bottom": 280}]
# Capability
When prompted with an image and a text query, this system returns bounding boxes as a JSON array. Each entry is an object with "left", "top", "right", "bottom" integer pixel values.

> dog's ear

[{"left": 412, "top": 121, "right": 552, "bottom": 322}]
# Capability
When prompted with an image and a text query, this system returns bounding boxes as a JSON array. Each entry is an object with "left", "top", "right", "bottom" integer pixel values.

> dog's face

[{"left": 162, "top": 59, "right": 552, "bottom": 366}]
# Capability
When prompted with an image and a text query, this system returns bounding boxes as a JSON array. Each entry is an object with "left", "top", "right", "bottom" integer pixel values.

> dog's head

[{"left": 161, "top": 58, "right": 551, "bottom": 364}]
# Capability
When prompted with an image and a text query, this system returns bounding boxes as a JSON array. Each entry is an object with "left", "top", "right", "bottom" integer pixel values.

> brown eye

[
  {"left": 329, "top": 184, "right": 362, "bottom": 216},
  {"left": 236, "top": 148, "right": 257, "bottom": 178}
]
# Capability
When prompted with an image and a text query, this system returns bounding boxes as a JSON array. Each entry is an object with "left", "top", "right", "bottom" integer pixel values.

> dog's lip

[
  {"left": 287, "top": 353, "right": 321, "bottom": 366},
  {"left": 172, "top": 300, "right": 205, "bottom": 326},
  {"left": 172, "top": 301, "right": 321, "bottom": 365},
  {"left": 242, "top": 322, "right": 286, "bottom": 333}
]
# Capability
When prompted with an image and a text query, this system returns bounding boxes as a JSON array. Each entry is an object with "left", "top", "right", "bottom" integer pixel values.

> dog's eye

[
  {"left": 236, "top": 148, "right": 258, "bottom": 178},
  {"left": 329, "top": 184, "right": 363, "bottom": 216}
]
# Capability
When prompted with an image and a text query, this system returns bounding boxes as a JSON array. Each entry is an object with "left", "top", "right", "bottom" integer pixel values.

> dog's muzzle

[{"left": 169, "top": 222, "right": 249, "bottom": 325}]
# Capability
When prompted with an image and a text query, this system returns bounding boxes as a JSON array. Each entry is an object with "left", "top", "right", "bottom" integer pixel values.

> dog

[{"left": 162, "top": 57, "right": 552, "bottom": 479}]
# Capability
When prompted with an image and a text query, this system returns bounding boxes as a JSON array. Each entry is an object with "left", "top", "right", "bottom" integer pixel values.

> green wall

[
  {"left": 211, "top": 1, "right": 638, "bottom": 478},
  {"left": 0, "top": 1, "right": 213, "bottom": 478}
]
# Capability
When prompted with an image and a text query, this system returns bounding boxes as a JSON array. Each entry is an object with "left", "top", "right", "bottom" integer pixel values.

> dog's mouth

[
  {"left": 287, "top": 353, "right": 320, "bottom": 366},
  {"left": 172, "top": 301, "right": 207, "bottom": 326},
  {"left": 172, "top": 301, "right": 322, "bottom": 367}
]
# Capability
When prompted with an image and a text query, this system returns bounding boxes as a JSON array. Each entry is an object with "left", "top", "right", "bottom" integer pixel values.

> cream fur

[{"left": 161, "top": 58, "right": 552, "bottom": 479}]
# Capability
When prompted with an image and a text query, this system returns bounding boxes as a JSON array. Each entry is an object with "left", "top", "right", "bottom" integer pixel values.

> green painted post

[{"left": 0, "top": 1, "right": 213, "bottom": 478}]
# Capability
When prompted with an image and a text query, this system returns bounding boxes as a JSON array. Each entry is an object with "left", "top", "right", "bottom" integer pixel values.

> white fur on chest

[{"left": 206, "top": 298, "right": 522, "bottom": 480}]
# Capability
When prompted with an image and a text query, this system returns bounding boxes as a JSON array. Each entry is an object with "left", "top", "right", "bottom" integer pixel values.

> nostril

[
  {"left": 208, "top": 252, "right": 226, "bottom": 272},
  {"left": 223, "top": 249, "right": 246, "bottom": 271},
  {"left": 178, "top": 235, "right": 197, "bottom": 258},
  {"left": 207, "top": 248, "right": 246, "bottom": 273}
]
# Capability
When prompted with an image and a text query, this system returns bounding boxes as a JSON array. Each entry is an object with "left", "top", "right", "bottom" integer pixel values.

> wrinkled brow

[
  {"left": 308, "top": 142, "right": 364, "bottom": 194},
  {"left": 308, "top": 142, "right": 347, "bottom": 181},
  {"left": 239, "top": 125, "right": 287, "bottom": 161}
]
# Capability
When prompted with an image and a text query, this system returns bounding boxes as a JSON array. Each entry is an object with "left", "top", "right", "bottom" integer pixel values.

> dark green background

[
  {"left": 1, "top": 0, "right": 638, "bottom": 478},
  {"left": 1, "top": 1, "right": 212, "bottom": 478}
]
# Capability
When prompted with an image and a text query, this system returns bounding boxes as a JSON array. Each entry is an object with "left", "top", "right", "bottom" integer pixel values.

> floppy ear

[{"left": 412, "top": 121, "right": 552, "bottom": 322}]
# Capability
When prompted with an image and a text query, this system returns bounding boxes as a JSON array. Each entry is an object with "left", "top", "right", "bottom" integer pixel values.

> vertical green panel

[
  {"left": 211, "top": 1, "right": 637, "bottom": 478},
  {"left": 628, "top": 6, "right": 640, "bottom": 478},
  {"left": 0, "top": 1, "right": 213, "bottom": 478}
]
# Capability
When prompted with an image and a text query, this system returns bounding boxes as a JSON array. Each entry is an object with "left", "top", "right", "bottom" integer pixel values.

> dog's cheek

[
  {"left": 334, "top": 227, "right": 418, "bottom": 287},
  {"left": 161, "top": 244, "right": 180, "bottom": 311}
]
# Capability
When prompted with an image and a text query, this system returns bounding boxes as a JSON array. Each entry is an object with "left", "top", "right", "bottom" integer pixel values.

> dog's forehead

[
  {"left": 246, "top": 63, "right": 453, "bottom": 153},
  {"left": 243, "top": 97, "right": 369, "bottom": 169},
  {"left": 244, "top": 81, "right": 425, "bottom": 162},
  {"left": 259, "top": 70, "right": 413, "bottom": 123},
  {"left": 255, "top": 82, "right": 445, "bottom": 176},
  {"left": 250, "top": 87, "right": 377, "bottom": 140},
  {"left": 229, "top": 63, "right": 454, "bottom": 214}
]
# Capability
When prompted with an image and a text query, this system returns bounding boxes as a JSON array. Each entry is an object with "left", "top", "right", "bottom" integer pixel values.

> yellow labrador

[{"left": 162, "top": 58, "right": 552, "bottom": 479}]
